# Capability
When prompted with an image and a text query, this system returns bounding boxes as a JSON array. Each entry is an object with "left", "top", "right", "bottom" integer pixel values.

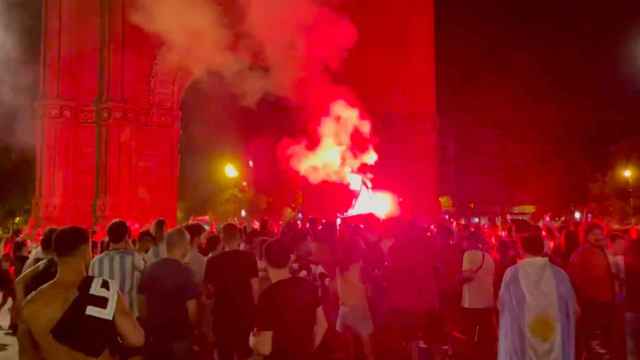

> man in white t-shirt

[{"left": 460, "top": 231, "right": 496, "bottom": 358}]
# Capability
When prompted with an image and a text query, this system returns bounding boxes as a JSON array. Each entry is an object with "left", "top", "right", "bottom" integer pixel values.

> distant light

[
  {"left": 224, "top": 163, "right": 239, "bottom": 178},
  {"left": 240, "top": 209, "right": 247, "bottom": 218},
  {"left": 574, "top": 210, "right": 582, "bottom": 221},
  {"left": 471, "top": 217, "right": 480, "bottom": 224},
  {"left": 248, "top": 160, "right": 254, "bottom": 168},
  {"left": 624, "top": 169, "right": 633, "bottom": 179}
]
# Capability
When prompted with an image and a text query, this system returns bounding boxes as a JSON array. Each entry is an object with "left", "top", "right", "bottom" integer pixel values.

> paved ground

[{"left": 0, "top": 300, "right": 18, "bottom": 359}]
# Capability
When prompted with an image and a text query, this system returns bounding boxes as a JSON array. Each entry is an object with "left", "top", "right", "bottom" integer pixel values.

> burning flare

[
  {"left": 345, "top": 174, "right": 399, "bottom": 219},
  {"left": 288, "top": 100, "right": 377, "bottom": 184},
  {"left": 288, "top": 100, "right": 399, "bottom": 219}
]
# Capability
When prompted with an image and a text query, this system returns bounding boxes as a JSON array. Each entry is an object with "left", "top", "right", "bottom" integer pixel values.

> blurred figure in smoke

[
  {"left": 145, "top": 218, "right": 167, "bottom": 264},
  {"left": 12, "top": 239, "right": 30, "bottom": 278},
  {"left": 608, "top": 233, "right": 626, "bottom": 305},
  {"left": 459, "top": 231, "right": 497, "bottom": 359},
  {"left": 498, "top": 231, "right": 576, "bottom": 359},
  {"left": 136, "top": 229, "right": 155, "bottom": 262},
  {"left": 625, "top": 235, "right": 640, "bottom": 360},
  {"left": 336, "top": 227, "right": 375, "bottom": 360},
  {"left": 381, "top": 222, "right": 441, "bottom": 359},
  {"left": 494, "top": 237, "right": 518, "bottom": 301},
  {"left": 15, "top": 228, "right": 58, "bottom": 331},
  {"left": 23, "top": 227, "right": 58, "bottom": 272},
  {"left": 569, "top": 223, "right": 616, "bottom": 359},
  {"left": 3, "top": 228, "right": 22, "bottom": 256},
  {"left": 434, "top": 224, "right": 464, "bottom": 346},
  {"left": 550, "top": 228, "right": 580, "bottom": 270},
  {"left": 608, "top": 232, "right": 628, "bottom": 360},
  {"left": 184, "top": 223, "right": 207, "bottom": 284}
]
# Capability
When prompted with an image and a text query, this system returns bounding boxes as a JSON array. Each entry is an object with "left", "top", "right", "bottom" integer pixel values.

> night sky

[{"left": 438, "top": 0, "right": 640, "bottom": 211}]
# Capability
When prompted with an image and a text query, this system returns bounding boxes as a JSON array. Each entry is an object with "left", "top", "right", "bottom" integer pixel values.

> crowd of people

[{"left": 0, "top": 214, "right": 639, "bottom": 359}]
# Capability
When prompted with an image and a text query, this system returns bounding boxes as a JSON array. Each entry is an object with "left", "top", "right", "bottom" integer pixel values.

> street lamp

[
  {"left": 624, "top": 168, "right": 634, "bottom": 221},
  {"left": 224, "top": 163, "right": 239, "bottom": 179}
]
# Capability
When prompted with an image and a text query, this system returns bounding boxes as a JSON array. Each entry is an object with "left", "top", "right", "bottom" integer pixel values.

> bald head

[{"left": 165, "top": 227, "right": 190, "bottom": 260}]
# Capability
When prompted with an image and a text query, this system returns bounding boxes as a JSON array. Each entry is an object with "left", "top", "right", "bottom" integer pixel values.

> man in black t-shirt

[
  {"left": 138, "top": 227, "right": 201, "bottom": 359},
  {"left": 251, "top": 239, "right": 328, "bottom": 360},
  {"left": 205, "top": 223, "right": 259, "bottom": 360}
]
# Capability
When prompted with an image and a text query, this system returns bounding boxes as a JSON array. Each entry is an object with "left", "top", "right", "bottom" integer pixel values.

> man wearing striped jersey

[{"left": 90, "top": 220, "right": 145, "bottom": 317}]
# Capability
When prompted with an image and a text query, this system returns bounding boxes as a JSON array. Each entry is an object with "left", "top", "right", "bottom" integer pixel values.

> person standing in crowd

[
  {"left": 138, "top": 227, "right": 200, "bottom": 359},
  {"left": 460, "top": 230, "right": 496, "bottom": 358},
  {"left": 569, "top": 223, "right": 616, "bottom": 359},
  {"left": 184, "top": 223, "right": 207, "bottom": 284},
  {"left": 251, "top": 239, "right": 328, "bottom": 359},
  {"left": 12, "top": 239, "right": 30, "bottom": 278},
  {"left": 145, "top": 218, "right": 167, "bottom": 264},
  {"left": 498, "top": 231, "right": 576, "bottom": 359},
  {"left": 89, "top": 219, "right": 145, "bottom": 317},
  {"left": 382, "top": 223, "right": 441, "bottom": 359},
  {"left": 336, "top": 232, "right": 375, "bottom": 360},
  {"left": 608, "top": 232, "right": 627, "bottom": 304},
  {"left": 625, "top": 235, "right": 640, "bottom": 360},
  {"left": 204, "top": 223, "right": 259, "bottom": 360},
  {"left": 136, "top": 229, "right": 155, "bottom": 263},
  {"left": 184, "top": 222, "right": 210, "bottom": 356},
  {"left": 3, "top": 229, "right": 21, "bottom": 256},
  {"left": 608, "top": 232, "right": 629, "bottom": 360},
  {"left": 551, "top": 229, "right": 580, "bottom": 269},
  {"left": 19, "top": 226, "right": 144, "bottom": 359},
  {"left": 23, "top": 227, "right": 58, "bottom": 272},
  {"left": 204, "top": 233, "right": 222, "bottom": 258},
  {"left": 14, "top": 228, "right": 58, "bottom": 325}
]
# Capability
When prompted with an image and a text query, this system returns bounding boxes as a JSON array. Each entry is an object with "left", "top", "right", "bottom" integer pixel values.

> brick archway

[{"left": 31, "top": 0, "right": 192, "bottom": 231}]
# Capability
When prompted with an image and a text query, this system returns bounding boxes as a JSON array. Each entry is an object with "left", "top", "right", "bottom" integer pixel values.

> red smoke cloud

[{"left": 130, "top": 0, "right": 399, "bottom": 218}]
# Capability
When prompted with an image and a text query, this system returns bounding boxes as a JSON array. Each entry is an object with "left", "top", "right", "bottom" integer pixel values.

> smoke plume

[
  {"left": 0, "top": 0, "right": 38, "bottom": 147},
  {"left": 131, "top": 0, "right": 399, "bottom": 217},
  {"left": 129, "top": 0, "right": 357, "bottom": 106}
]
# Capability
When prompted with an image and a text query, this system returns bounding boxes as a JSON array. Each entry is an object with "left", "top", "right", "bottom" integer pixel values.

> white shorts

[{"left": 337, "top": 305, "right": 374, "bottom": 336}]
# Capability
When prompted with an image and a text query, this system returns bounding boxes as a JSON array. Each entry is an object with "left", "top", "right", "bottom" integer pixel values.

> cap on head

[{"left": 53, "top": 226, "right": 90, "bottom": 258}]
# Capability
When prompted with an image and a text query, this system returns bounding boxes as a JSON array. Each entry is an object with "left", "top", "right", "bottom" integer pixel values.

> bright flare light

[
  {"left": 288, "top": 100, "right": 378, "bottom": 184},
  {"left": 224, "top": 163, "right": 239, "bottom": 178},
  {"left": 288, "top": 100, "right": 400, "bottom": 219},
  {"left": 346, "top": 174, "right": 399, "bottom": 219},
  {"left": 624, "top": 169, "right": 633, "bottom": 179}
]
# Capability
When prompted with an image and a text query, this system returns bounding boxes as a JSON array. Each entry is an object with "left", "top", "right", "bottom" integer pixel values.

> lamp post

[{"left": 624, "top": 168, "right": 634, "bottom": 220}]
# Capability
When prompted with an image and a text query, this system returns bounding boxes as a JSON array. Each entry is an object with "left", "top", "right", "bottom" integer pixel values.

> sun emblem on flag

[{"left": 528, "top": 313, "right": 556, "bottom": 343}]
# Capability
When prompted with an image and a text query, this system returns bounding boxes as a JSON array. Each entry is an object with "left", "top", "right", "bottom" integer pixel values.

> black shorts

[{"left": 214, "top": 325, "right": 253, "bottom": 359}]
